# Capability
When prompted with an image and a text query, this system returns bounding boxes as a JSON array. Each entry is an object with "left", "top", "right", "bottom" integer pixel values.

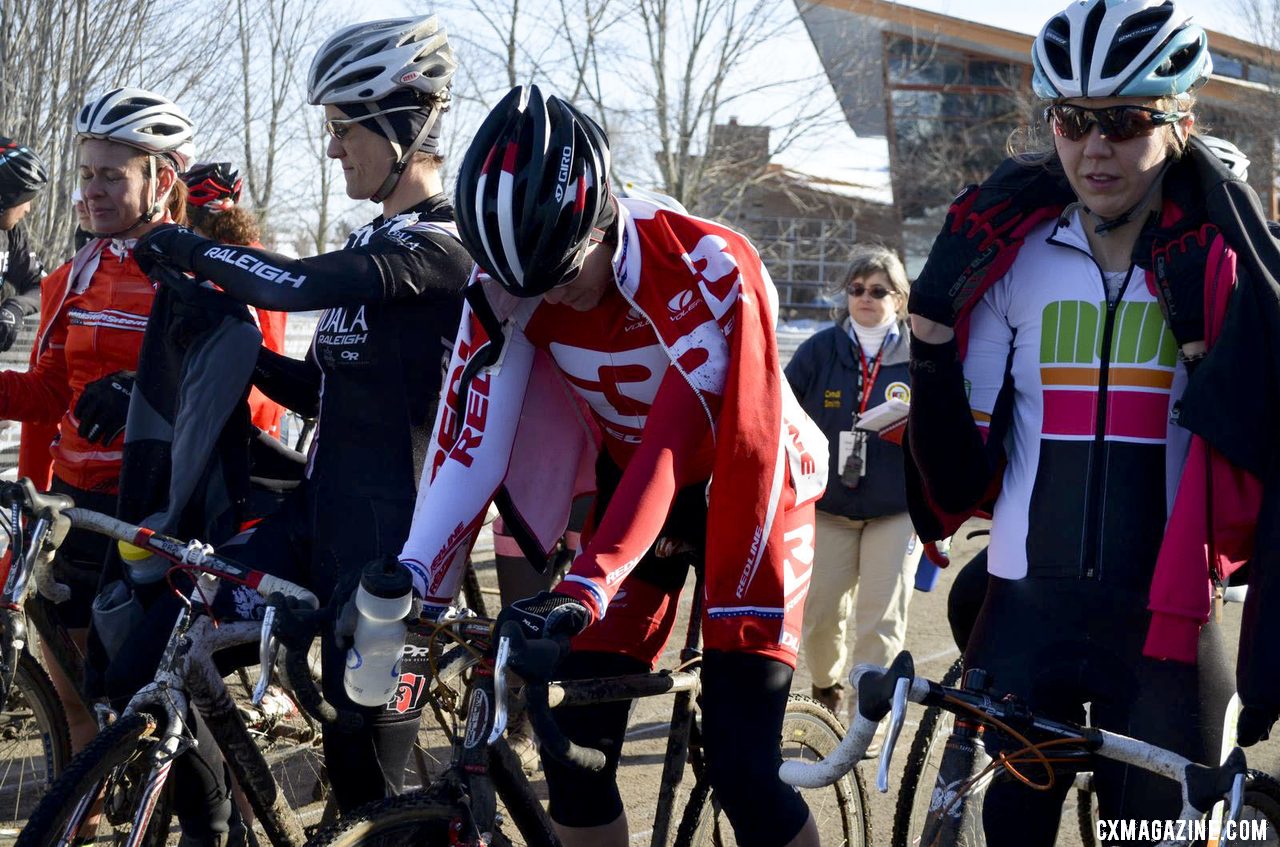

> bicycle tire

[
  {"left": 0, "top": 651, "right": 72, "bottom": 838},
  {"left": 891, "top": 657, "right": 964, "bottom": 847},
  {"left": 461, "top": 558, "right": 489, "bottom": 618},
  {"left": 15, "top": 711, "right": 171, "bottom": 847},
  {"left": 303, "top": 793, "right": 514, "bottom": 847},
  {"left": 1215, "top": 770, "right": 1280, "bottom": 846},
  {"left": 677, "top": 695, "right": 870, "bottom": 847}
]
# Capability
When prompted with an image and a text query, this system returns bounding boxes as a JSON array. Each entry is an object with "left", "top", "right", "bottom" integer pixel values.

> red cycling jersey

[
  {"left": 400, "top": 199, "right": 828, "bottom": 666},
  {"left": 1, "top": 240, "right": 154, "bottom": 493}
]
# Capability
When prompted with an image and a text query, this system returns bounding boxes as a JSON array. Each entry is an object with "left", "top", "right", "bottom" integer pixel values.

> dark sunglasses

[
  {"left": 848, "top": 284, "right": 893, "bottom": 299},
  {"left": 1043, "top": 104, "right": 1187, "bottom": 143},
  {"left": 323, "top": 105, "right": 420, "bottom": 141}
]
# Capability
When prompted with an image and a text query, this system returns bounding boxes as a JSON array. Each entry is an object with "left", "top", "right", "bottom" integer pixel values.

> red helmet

[{"left": 182, "top": 162, "right": 242, "bottom": 211}]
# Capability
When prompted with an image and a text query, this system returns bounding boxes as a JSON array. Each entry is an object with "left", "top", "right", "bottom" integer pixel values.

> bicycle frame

[
  {"left": 0, "top": 482, "right": 321, "bottom": 847},
  {"left": 421, "top": 587, "right": 709, "bottom": 847},
  {"left": 782, "top": 651, "right": 1248, "bottom": 847}
]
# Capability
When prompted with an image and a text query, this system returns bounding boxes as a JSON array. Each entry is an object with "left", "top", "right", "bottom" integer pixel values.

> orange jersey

[
  {"left": 249, "top": 306, "right": 287, "bottom": 438},
  {"left": 16, "top": 271, "right": 63, "bottom": 488},
  {"left": 0, "top": 241, "right": 154, "bottom": 494}
]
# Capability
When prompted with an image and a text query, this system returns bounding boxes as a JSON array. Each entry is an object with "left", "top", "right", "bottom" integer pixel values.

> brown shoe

[{"left": 811, "top": 683, "right": 845, "bottom": 718}]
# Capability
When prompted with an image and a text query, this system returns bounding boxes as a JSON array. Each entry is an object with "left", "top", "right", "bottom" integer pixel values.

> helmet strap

[
  {"left": 1089, "top": 158, "right": 1172, "bottom": 236},
  {"left": 372, "top": 102, "right": 443, "bottom": 205}
]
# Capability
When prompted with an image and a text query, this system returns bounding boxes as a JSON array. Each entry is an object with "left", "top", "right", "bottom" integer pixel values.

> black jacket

[
  {"left": 1, "top": 224, "right": 44, "bottom": 317},
  {"left": 786, "top": 319, "right": 911, "bottom": 520}
]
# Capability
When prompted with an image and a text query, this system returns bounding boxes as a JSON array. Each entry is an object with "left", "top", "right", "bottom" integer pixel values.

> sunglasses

[
  {"left": 323, "top": 105, "right": 421, "bottom": 141},
  {"left": 848, "top": 284, "right": 893, "bottom": 299},
  {"left": 1043, "top": 104, "right": 1187, "bottom": 143}
]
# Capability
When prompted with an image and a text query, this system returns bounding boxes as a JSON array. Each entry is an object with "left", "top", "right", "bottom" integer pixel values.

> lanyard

[{"left": 855, "top": 347, "right": 885, "bottom": 417}]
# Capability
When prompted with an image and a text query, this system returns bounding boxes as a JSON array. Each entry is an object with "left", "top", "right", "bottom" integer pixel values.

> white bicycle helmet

[
  {"left": 1032, "top": 0, "right": 1212, "bottom": 99},
  {"left": 1198, "top": 135, "right": 1250, "bottom": 180},
  {"left": 307, "top": 16, "right": 457, "bottom": 105},
  {"left": 75, "top": 87, "right": 195, "bottom": 172}
]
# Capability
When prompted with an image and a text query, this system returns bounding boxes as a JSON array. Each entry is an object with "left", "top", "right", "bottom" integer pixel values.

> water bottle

[{"left": 343, "top": 559, "right": 413, "bottom": 707}]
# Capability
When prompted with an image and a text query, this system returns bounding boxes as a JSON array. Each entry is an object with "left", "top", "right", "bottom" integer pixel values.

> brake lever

[
  {"left": 1227, "top": 771, "right": 1244, "bottom": 825},
  {"left": 487, "top": 633, "right": 512, "bottom": 745},
  {"left": 253, "top": 604, "right": 280, "bottom": 706},
  {"left": 876, "top": 676, "right": 910, "bottom": 793}
]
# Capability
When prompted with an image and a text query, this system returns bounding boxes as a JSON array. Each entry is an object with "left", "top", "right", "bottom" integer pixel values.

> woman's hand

[{"left": 910, "top": 315, "right": 955, "bottom": 345}]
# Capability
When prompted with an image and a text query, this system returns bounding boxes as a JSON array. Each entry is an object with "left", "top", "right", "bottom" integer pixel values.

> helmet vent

[
  {"left": 1157, "top": 38, "right": 1202, "bottom": 76},
  {"left": 1104, "top": 8, "right": 1172, "bottom": 77},
  {"left": 1044, "top": 17, "right": 1074, "bottom": 79}
]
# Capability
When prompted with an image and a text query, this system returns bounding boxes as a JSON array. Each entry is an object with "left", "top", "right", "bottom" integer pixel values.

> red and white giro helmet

[
  {"left": 307, "top": 16, "right": 457, "bottom": 105},
  {"left": 1032, "top": 0, "right": 1212, "bottom": 99},
  {"left": 75, "top": 87, "right": 196, "bottom": 172},
  {"left": 454, "top": 85, "right": 613, "bottom": 298}
]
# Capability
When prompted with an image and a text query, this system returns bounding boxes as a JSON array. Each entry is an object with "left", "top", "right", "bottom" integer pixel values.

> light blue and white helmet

[{"left": 1032, "top": 0, "right": 1212, "bottom": 99}]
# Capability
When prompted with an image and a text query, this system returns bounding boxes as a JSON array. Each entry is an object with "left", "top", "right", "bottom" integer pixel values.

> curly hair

[{"left": 187, "top": 204, "right": 261, "bottom": 245}]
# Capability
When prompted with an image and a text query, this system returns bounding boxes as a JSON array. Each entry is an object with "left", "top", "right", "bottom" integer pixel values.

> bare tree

[
  {"left": 231, "top": 0, "right": 335, "bottom": 230},
  {"left": 0, "top": 0, "right": 240, "bottom": 264}
]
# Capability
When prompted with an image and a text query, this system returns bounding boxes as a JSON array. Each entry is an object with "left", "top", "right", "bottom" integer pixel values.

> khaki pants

[{"left": 802, "top": 510, "right": 921, "bottom": 690}]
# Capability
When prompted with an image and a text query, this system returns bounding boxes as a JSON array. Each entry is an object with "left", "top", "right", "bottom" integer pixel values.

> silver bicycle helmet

[
  {"left": 1032, "top": 0, "right": 1212, "bottom": 99},
  {"left": 1198, "top": 135, "right": 1249, "bottom": 180},
  {"left": 75, "top": 87, "right": 195, "bottom": 172},
  {"left": 307, "top": 16, "right": 457, "bottom": 105}
]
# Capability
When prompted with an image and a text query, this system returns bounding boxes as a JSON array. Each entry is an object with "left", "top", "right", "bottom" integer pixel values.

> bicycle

[
  {"left": 893, "top": 583, "right": 1267, "bottom": 847},
  {"left": 0, "top": 501, "right": 73, "bottom": 838},
  {"left": 782, "top": 650, "right": 1280, "bottom": 847},
  {"left": 305, "top": 577, "right": 871, "bottom": 847},
  {"left": 10, "top": 482, "right": 338, "bottom": 847}
]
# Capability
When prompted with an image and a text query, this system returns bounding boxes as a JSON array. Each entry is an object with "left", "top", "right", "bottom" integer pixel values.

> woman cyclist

[
  {"left": 905, "top": 0, "right": 1279, "bottom": 841},
  {"left": 397, "top": 84, "right": 828, "bottom": 847},
  {"left": 179, "top": 162, "right": 288, "bottom": 440},
  {"left": 0, "top": 87, "right": 194, "bottom": 752},
  {"left": 134, "top": 15, "right": 473, "bottom": 813}
]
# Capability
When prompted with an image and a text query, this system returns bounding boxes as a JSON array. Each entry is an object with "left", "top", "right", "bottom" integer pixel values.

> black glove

[
  {"left": 1237, "top": 703, "right": 1278, "bottom": 747},
  {"left": 909, "top": 159, "right": 1074, "bottom": 327},
  {"left": 134, "top": 224, "right": 210, "bottom": 278},
  {"left": 496, "top": 591, "right": 591, "bottom": 679},
  {"left": 74, "top": 371, "right": 135, "bottom": 445},
  {"left": 1148, "top": 221, "right": 1216, "bottom": 351},
  {"left": 0, "top": 301, "right": 22, "bottom": 353}
]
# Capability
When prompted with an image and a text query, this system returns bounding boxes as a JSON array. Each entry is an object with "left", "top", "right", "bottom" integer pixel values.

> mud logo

[{"left": 1039, "top": 300, "right": 1176, "bottom": 444}]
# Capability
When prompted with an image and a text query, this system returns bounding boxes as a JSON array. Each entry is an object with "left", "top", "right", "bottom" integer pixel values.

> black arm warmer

[
  {"left": 2, "top": 225, "right": 44, "bottom": 317},
  {"left": 906, "top": 334, "right": 996, "bottom": 513},
  {"left": 187, "top": 235, "right": 467, "bottom": 312},
  {"left": 252, "top": 347, "right": 321, "bottom": 417}
]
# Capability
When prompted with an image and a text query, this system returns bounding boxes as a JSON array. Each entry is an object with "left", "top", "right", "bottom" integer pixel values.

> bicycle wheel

[
  {"left": 678, "top": 695, "right": 870, "bottom": 847},
  {"left": 0, "top": 651, "right": 72, "bottom": 838},
  {"left": 231, "top": 651, "right": 328, "bottom": 813},
  {"left": 16, "top": 711, "right": 171, "bottom": 847},
  {"left": 892, "top": 658, "right": 964, "bottom": 847},
  {"left": 304, "top": 793, "right": 515, "bottom": 847}
]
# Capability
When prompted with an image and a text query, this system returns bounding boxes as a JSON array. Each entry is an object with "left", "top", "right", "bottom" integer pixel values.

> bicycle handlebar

[
  {"left": 498, "top": 621, "right": 606, "bottom": 773},
  {"left": 779, "top": 650, "right": 1248, "bottom": 844},
  {"left": 264, "top": 593, "right": 364, "bottom": 732}
]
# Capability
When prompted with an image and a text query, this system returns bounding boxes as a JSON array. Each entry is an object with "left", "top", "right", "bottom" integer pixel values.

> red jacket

[{"left": 2, "top": 240, "right": 154, "bottom": 494}]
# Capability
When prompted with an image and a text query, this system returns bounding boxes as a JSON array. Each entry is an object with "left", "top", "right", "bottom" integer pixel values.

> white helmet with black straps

[
  {"left": 1198, "top": 135, "right": 1250, "bottom": 181},
  {"left": 1032, "top": 0, "right": 1212, "bottom": 99},
  {"left": 75, "top": 87, "right": 195, "bottom": 172},
  {"left": 307, "top": 16, "right": 456, "bottom": 106}
]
